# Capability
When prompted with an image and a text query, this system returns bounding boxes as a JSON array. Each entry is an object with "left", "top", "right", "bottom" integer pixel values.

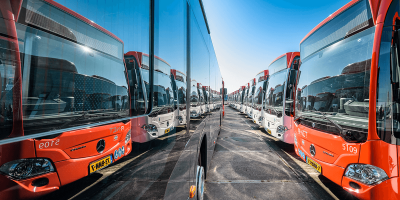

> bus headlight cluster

[
  {"left": 142, "top": 124, "right": 158, "bottom": 133},
  {"left": 0, "top": 158, "right": 54, "bottom": 180},
  {"left": 345, "top": 164, "right": 388, "bottom": 185},
  {"left": 277, "top": 125, "right": 288, "bottom": 133},
  {"left": 125, "top": 130, "right": 131, "bottom": 144}
]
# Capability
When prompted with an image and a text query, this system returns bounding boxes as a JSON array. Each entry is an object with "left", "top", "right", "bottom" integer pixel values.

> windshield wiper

[
  {"left": 295, "top": 110, "right": 343, "bottom": 134},
  {"left": 265, "top": 106, "right": 282, "bottom": 115}
]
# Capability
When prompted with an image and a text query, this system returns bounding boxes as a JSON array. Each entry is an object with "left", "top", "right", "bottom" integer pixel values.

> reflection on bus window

[{"left": 15, "top": 19, "right": 128, "bottom": 136}]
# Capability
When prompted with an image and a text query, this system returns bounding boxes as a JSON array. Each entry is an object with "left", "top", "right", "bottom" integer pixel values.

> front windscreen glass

[
  {"left": 175, "top": 72, "right": 186, "bottom": 106},
  {"left": 296, "top": 0, "right": 373, "bottom": 139},
  {"left": 244, "top": 86, "right": 249, "bottom": 106},
  {"left": 248, "top": 86, "right": 255, "bottom": 107},
  {"left": 151, "top": 58, "right": 174, "bottom": 116},
  {"left": 16, "top": 23, "right": 128, "bottom": 136},
  {"left": 264, "top": 70, "right": 287, "bottom": 117},
  {"left": 254, "top": 72, "right": 267, "bottom": 110}
]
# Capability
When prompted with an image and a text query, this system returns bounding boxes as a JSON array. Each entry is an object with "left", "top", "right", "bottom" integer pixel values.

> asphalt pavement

[{"left": 204, "top": 106, "right": 358, "bottom": 200}]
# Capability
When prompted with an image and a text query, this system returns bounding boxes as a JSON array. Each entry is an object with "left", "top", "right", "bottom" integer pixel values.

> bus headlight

[
  {"left": 142, "top": 124, "right": 158, "bottom": 133},
  {"left": 125, "top": 130, "right": 131, "bottom": 144},
  {"left": 277, "top": 125, "right": 288, "bottom": 133},
  {"left": 345, "top": 164, "right": 388, "bottom": 185},
  {"left": 0, "top": 158, "right": 54, "bottom": 180}
]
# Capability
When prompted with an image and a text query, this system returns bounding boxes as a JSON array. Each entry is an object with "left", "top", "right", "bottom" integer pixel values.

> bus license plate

[
  {"left": 267, "top": 129, "right": 271, "bottom": 134},
  {"left": 89, "top": 155, "right": 113, "bottom": 173},
  {"left": 165, "top": 128, "right": 170, "bottom": 134},
  {"left": 306, "top": 157, "right": 321, "bottom": 173}
]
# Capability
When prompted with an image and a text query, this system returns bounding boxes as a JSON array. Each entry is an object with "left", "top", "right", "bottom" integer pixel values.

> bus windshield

[
  {"left": 254, "top": 72, "right": 267, "bottom": 109},
  {"left": 264, "top": 70, "right": 287, "bottom": 116},
  {"left": 176, "top": 83, "right": 186, "bottom": 106},
  {"left": 248, "top": 85, "right": 255, "bottom": 106},
  {"left": 296, "top": 0, "right": 373, "bottom": 139},
  {"left": 10, "top": 16, "right": 128, "bottom": 137}
]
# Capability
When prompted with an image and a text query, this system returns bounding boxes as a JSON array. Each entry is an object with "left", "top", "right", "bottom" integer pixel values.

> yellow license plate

[
  {"left": 89, "top": 155, "right": 113, "bottom": 173},
  {"left": 165, "top": 128, "right": 170, "bottom": 134},
  {"left": 267, "top": 129, "right": 271, "bottom": 134},
  {"left": 306, "top": 157, "right": 321, "bottom": 173}
]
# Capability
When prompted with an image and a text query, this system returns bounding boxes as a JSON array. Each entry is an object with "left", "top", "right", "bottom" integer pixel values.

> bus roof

[
  {"left": 269, "top": 52, "right": 300, "bottom": 68},
  {"left": 171, "top": 69, "right": 186, "bottom": 78},
  {"left": 46, "top": 0, "right": 123, "bottom": 44},
  {"left": 299, "top": 0, "right": 380, "bottom": 44},
  {"left": 124, "top": 51, "right": 171, "bottom": 67}
]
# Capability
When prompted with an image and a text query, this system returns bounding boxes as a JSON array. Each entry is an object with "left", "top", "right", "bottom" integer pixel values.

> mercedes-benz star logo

[
  {"left": 310, "top": 144, "right": 316, "bottom": 157},
  {"left": 312, "top": 122, "right": 316, "bottom": 128},
  {"left": 96, "top": 139, "right": 106, "bottom": 153}
]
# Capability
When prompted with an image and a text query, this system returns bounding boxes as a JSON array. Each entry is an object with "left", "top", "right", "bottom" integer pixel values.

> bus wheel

[{"left": 196, "top": 165, "right": 205, "bottom": 200}]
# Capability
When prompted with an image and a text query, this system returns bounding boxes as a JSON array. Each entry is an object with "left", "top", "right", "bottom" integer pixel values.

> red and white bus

[
  {"left": 124, "top": 51, "right": 176, "bottom": 141},
  {"left": 294, "top": 0, "right": 400, "bottom": 198},
  {"left": 0, "top": 0, "right": 131, "bottom": 198},
  {"left": 261, "top": 52, "right": 300, "bottom": 144},
  {"left": 252, "top": 70, "right": 269, "bottom": 125}
]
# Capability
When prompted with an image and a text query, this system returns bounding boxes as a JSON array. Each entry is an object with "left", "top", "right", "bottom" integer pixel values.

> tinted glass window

[
  {"left": 268, "top": 56, "right": 287, "bottom": 74},
  {"left": 285, "top": 56, "right": 300, "bottom": 116},
  {"left": 376, "top": 0, "right": 400, "bottom": 144},
  {"left": 296, "top": 27, "right": 374, "bottom": 138},
  {"left": 264, "top": 70, "right": 287, "bottom": 116},
  {"left": 21, "top": 0, "right": 123, "bottom": 59},
  {"left": 17, "top": 23, "right": 128, "bottom": 135},
  {"left": 124, "top": 55, "right": 146, "bottom": 116},
  {"left": 0, "top": 39, "right": 17, "bottom": 139},
  {"left": 300, "top": 0, "right": 372, "bottom": 60}
]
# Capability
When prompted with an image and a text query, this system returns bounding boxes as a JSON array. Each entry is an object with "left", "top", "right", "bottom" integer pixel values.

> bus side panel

[{"left": 358, "top": 140, "right": 398, "bottom": 178}]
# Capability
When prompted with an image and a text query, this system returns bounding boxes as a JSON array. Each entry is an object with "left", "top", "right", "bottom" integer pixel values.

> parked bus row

[
  {"left": 0, "top": 0, "right": 223, "bottom": 199},
  {"left": 227, "top": 0, "right": 400, "bottom": 199}
]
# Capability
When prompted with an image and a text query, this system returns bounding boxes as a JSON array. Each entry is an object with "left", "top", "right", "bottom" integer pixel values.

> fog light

[
  {"left": 349, "top": 181, "right": 361, "bottom": 190},
  {"left": 0, "top": 158, "right": 54, "bottom": 180},
  {"left": 277, "top": 125, "right": 288, "bottom": 133},
  {"left": 32, "top": 178, "right": 49, "bottom": 187},
  {"left": 345, "top": 164, "right": 388, "bottom": 185}
]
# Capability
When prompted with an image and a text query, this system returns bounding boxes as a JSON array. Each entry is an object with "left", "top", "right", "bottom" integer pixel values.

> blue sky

[{"left": 202, "top": 0, "right": 350, "bottom": 93}]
